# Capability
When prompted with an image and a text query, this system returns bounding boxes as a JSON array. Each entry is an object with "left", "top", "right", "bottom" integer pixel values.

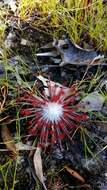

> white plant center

[{"left": 42, "top": 102, "right": 63, "bottom": 123}]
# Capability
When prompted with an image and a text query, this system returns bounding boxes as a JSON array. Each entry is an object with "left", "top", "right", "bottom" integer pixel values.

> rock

[
  {"left": 4, "top": 31, "right": 16, "bottom": 48},
  {"left": 3, "top": 0, "right": 17, "bottom": 12},
  {"left": 79, "top": 92, "right": 105, "bottom": 112},
  {"left": 101, "top": 104, "right": 107, "bottom": 116}
]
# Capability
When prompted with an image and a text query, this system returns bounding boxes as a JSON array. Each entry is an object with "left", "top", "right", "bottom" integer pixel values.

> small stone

[
  {"left": 79, "top": 92, "right": 105, "bottom": 112},
  {"left": 101, "top": 104, "right": 107, "bottom": 116},
  {"left": 21, "top": 39, "right": 27, "bottom": 46}
]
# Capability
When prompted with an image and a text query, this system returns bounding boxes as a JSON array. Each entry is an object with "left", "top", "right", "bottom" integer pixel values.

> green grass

[
  {"left": 16, "top": 0, "right": 107, "bottom": 50},
  {"left": 0, "top": 0, "right": 107, "bottom": 49}
]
